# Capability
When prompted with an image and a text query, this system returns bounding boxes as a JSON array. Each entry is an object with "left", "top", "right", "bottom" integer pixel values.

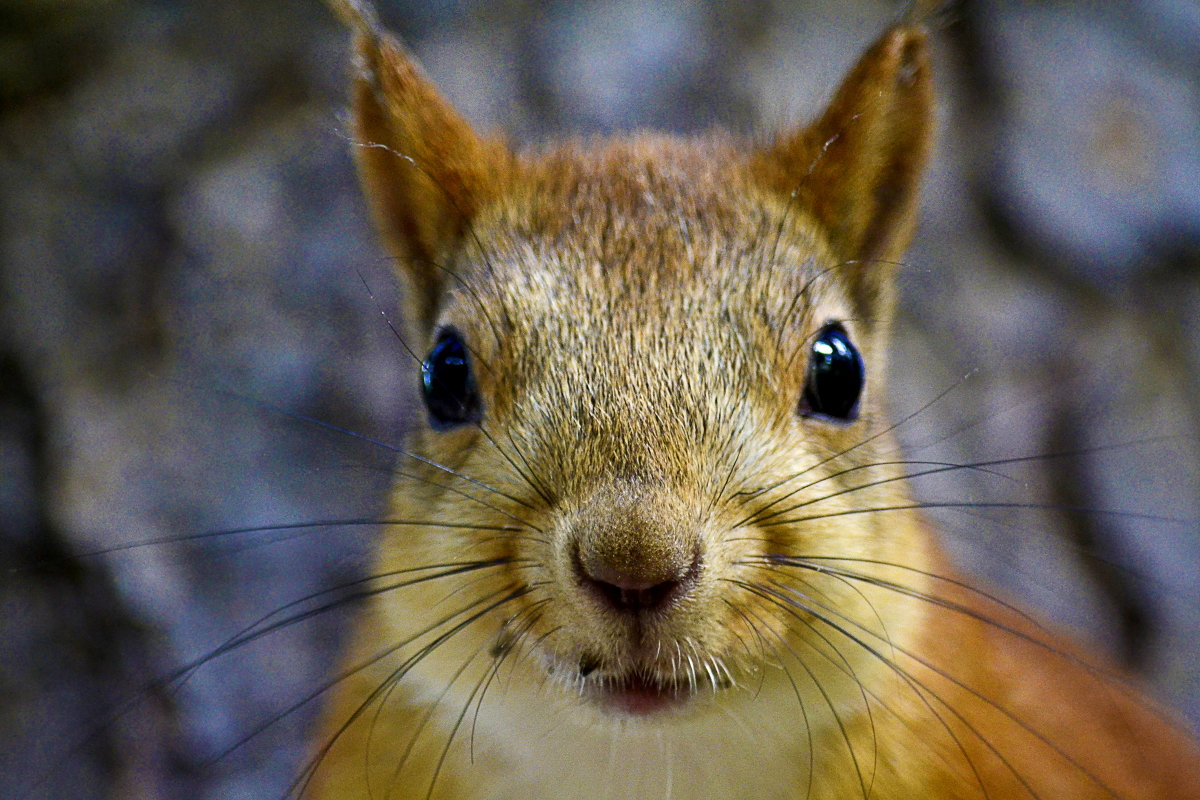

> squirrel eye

[
  {"left": 800, "top": 324, "right": 864, "bottom": 422},
  {"left": 421, "top": 329, "right": 482, "bottom": 430}
]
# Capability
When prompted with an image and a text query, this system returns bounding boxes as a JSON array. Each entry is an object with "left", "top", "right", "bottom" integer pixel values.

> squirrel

[{"left": 301, "top": 1, "right": 1200, "bottom": 798}]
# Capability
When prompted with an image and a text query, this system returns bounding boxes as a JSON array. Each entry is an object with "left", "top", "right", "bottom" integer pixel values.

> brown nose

[
  {"left": 574, "top": 542, "right": 700, "bottom": 613},
  {"left": 569, "top": 486, "right": 701, "bottom": 615}
]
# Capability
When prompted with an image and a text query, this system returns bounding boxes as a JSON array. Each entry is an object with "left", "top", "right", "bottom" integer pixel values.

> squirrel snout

[
  {"left": 573, "top": 541, "right": 701, "bottom": 615},
  {"left": 567, "top": 492, "right": 702, "bottom": 615}
]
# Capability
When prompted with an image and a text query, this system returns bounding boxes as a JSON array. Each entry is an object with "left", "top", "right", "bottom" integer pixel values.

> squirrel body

[{"left": 307, "top": 2, "right": 1200, "bottom": 798}]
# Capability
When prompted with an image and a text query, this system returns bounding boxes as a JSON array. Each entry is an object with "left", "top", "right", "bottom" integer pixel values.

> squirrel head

[{"left": 343, "top": 10, "right": 935, "bottom": 718}]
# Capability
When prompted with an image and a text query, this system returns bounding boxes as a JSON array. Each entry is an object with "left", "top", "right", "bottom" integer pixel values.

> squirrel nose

[
  {"left": 566, "top": 481, "right": 703, "bottom": 615},
  {"left": 573, "top": 541, "right": 700, "bottom": 615}
]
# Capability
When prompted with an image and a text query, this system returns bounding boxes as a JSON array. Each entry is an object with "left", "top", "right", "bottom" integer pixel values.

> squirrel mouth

[
  {"left": 549, "top": 647, "right": 736, "bottom": 717},
  {"left": 599, "top": 673, "right": 693, "bottom": 716},
  {"left": 581, "top": 662, "right": 733, "bottom": 717}
]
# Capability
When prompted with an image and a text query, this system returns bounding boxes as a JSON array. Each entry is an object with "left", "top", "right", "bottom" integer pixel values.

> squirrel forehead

[
  {"left": 427, "top": 136, "right": 860, "bottom": 463},
  {"left": 442, "top": 134, "right": 849, "bottom": 338}
]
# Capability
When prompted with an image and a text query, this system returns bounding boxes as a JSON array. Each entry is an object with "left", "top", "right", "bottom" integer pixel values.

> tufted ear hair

[
  {"left": 752, "top": 25, "right": 934, "bottom": 318},
  {"left": 328, "top": 0, "right": 513, "bottom": 331}
]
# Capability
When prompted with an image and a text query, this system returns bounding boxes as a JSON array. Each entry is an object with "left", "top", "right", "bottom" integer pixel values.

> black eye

[
  {"left": 421, "top": 329, "right": 481, "bottom": 429},
  {"left": 800, "top": 325, "right": 864, "bottom": 422}
]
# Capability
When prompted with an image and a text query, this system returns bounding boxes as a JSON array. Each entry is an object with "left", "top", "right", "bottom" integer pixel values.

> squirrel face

[
  {"left": 410, "top": 137, "right": 920, "bottom": 718},
  {"left": 341, "top": 16, "right": 935, "bottom": 723}
]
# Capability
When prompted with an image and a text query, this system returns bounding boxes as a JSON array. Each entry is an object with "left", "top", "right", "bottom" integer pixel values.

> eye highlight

[
  {"left": 421, "top": 328, "right": 482, "bottom": 429},
  {"left": 800, "top": 324, "right": 864, "bottom": 422}
]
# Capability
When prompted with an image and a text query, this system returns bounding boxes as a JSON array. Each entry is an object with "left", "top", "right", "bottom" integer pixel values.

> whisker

[
  {"left": 757, "top": 554, "right": 1042, "bottom": 629},
  {"left": 203, "top": 558, "right": 517, "bottom": 676},
  {"left": 727, "top": 369, "right": 981, "bottom": 519},
  {"left": 740, "top": 437, "right": 1192, "bottom": 530},
  {"left": 764, "top": 127, "right": 845, "bottom": 289},
  {"left": 356, "top": 268, "right": 426, "bottom": 362},
  {"left": 287, "top": 585, "right": 530, "bottom": 799},
  {"left": 192, "top": 381, "right": 541, "bottom": 516},
  {"left": 424, "top": 598, "right": 539, "bottom": 800},
  {"left": 375, "top": 644, "right": 479, "bottom": 800},
  {"left": 475, "top": 422, "right": 557, "bottom": 508},
  {"left": 760, "top": 554, "right": 1169, "bottom": 717},
  {"left": 21, "top": 558, "right": 516, "bottom": 800},
  {"left": 772, "top": 262, "right": 838, "bottom": 362},
  {"left": 747, "top": 581, "right": 991, "bottom": 798},
  {"left": 45, "top": 518, "right": 521, "bottom": 566},
  {"left": 757, "top": 572, "right": 1126, "bottom": 799},
  {"left": 410, "top": 254, "right": 506, "bottom": 360},
  {"left": 734, "top": 599, "right": 859, "bottom": 800},
  {"left": 734, "top": 597, "right": 871, "bottom": 798},
  {"left": 388, "top": 465, "right": 544, "bottom": 532},
  {"left": 734, "top": 579, "right": 1001, "bottom": 800},
  {"left": 380, "top": 649, "right": 484, "bottom": 800},
  {"left": 470, "top": 600, "right": 550, "bottom": 761},
  {"left": 344, "top": 136, "right": 517, "bottom": 338},
  {"left": 760, "top": 499, "right": 1192, "bottom": 534},
  {"left": 206, "top": 571, "right": 518, "bottom": 767},
  {"left": 734, "top": 457, "right": 1006, "bottom": 529}
]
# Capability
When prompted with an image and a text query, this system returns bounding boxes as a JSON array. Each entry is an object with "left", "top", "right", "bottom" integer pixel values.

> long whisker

[
  {"left": 353, "top": 271, "right": 553, "bottom": 514},
  {"left": 287, "top": 585, "right": 530, "bottom": 799},
  {"left": 729, "top": 370, "right": 981, "bottom": 518},
  {"left": 392, "top": 465, "right": 547, "bottom": 534},
  {"left": 760, "top": 499, "right": 1191, "bottom": 533},
  {"left": 20, "top": 558, "right": 515, "bottom": 800},
  {"left": 764, "top": 127, "right": 846, "bottom": 288},
  {"left": 45, "top": 519, "right": 521, "bottom": 565},
  {"left": 357, "top": 268, "right": 427, "bottom": 362},
  {"left": 475, "top": 422, "right": 557, "bottom": 508},
  {"left": 758, "top": 554, "right": 1042, "bottom": 628},
  {"left": 380, "top": 633, "right": 499, "bottom": 800},
  {"left": 424, "top": 599, "right": 540, "bottom": 800},
  {"left": 740, "top": 437, "right": 1190, "bottom": 530},
  {"left": 194, "top": 382, "right": 541, "bottom": 516},
  {"left": 750, "top": 555, "right": 1164, "bottom": 714},
  {"left": 772, "top": 262, "right": 839, "bottom": 361},
  {"left": 375, "top": 641, "right": 479, "bottom": 800},
  {"left": 469, "top": 599, "right": 550, "bottom": 761},
  {"left": 731, "top": 593, "right": 874, "bottom": 800},
  {"left": 735, "top": 580, "right": 1006, "bottom": 800},
  {"left": 205, "top": 572, "right": 518, "bottom": 770},
  {"left": 732, "top": 608, "right": 819, "bottom": 800},
  {"left": 213, "top": 560, "right": 519, "bottom": 673},
  {"left": 415, "top": 255, "right": 506, "bottom": 357},
  {"left": 738, "top": 581, "right": 984, "bottom": 796},
  {"left": 364, "top": 265, "right": 563, "bottom": 526},
  {"left": 757, "top": 569, "right": 1125, "bottom": 799},
  {"left": 733, "top": 456, "right": 1008, "bottom": 530}
]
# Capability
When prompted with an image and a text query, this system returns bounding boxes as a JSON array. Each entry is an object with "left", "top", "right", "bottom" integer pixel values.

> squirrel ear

[
  {"left": 753, "top": 26, "right": 933, "bottom": 312},
  {"left": 347, "top": 26, "right": 511, "bottom": 330}
]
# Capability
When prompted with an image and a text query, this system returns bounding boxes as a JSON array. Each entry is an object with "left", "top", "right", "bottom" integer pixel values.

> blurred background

[{"left": 2, "top": 0, "right": 1198, "bottom": 797}]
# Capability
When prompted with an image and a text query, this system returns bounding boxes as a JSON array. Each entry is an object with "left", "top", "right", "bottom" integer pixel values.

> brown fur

[{"left": 308, "top": 2, "right": 1200, "bottom": 798}]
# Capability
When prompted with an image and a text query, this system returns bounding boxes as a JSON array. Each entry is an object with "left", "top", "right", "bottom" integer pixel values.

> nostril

[
  {"left": 572, "top": 544, "right": 700, "bottom": 615},
  {"left": 594, "top": 576, "right": 681, "bottom": 613}
]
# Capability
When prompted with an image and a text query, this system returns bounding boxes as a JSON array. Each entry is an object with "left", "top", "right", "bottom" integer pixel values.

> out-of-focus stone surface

[
  {"left": 980, "top": 1, "right": 1200, "bottom": 281},
  {"left": 2, "top": 1, "right": 1197, "bottom": 797}
]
